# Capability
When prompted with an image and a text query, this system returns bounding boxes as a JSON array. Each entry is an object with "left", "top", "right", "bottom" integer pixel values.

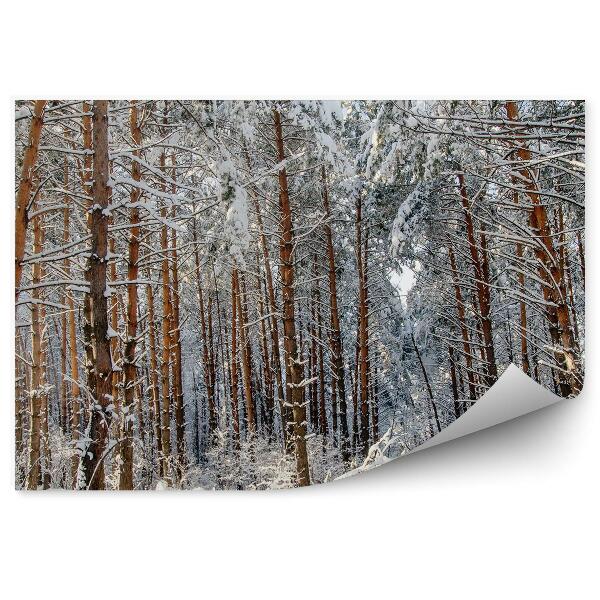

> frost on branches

[{"left": 14, "top": 100, "right": 584, "bottom": 490}]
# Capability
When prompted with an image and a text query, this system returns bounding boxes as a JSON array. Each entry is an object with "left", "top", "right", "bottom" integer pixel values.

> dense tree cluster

[{"left": 14, "top": 100, "right": 584, "bottom": 489}]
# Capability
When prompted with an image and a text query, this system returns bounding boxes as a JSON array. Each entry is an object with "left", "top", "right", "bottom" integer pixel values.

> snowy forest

[{"left": 14, "top": 100, "right": 585, "bottom": 490}]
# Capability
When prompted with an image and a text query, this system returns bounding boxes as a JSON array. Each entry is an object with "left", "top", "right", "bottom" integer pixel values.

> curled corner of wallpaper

[
  {"left": 339, "top": 365, "right": 569, "bottom": 481},
  {"left": 412, "top": 364, "right": 563, "bottom": 453}
]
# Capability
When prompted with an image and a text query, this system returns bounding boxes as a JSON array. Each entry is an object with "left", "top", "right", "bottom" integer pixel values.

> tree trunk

[
  {"left": 26, "top": 200, "right": 45, "bottom": 489},
  {"left": 447, "top": 241, "right": 477, "bottom": 401},
  {"left": 505, "top": 101, "right": 580, "bottom": 396},
  {"left": 449, "top": 346, "right": 461, "bottom": 418},
  {"left": 145, "top": 268, "right": 163, "bottom": 469},
  {"left": 235, "top": 269, "right": 256, "bottom": 436},
  {"left": 15, "top": 100, "right": 47, "bottom": 302},
  {"left": 321, "top": 167, "right": 349, "bottom": 458},
  {"left": 80, "top": 100, "right": 113, "bottom": 490},
  {"left": 411, "top": 332, "right": 441, "bottom": 433},
  {"left": 256, "top": 252, "right": 275, "bottom": 436},
  {"left": 60, "top": 157, "right": 70, "bottom": 433},
  {"left": 249, "top": 185, "right": 289, "bottom": 446},
  {"left": 230, "top": 269, "right": 240, "bottom": 445},
  {"left": 273, "top": 108, "right": 310, "bottom": 486},
  {"left": 169, "top": 204, "right": 185, "bottom": 465},
  {"left": 81, "top": 102, "right": 96, "bottom": 407},
  {"left": 109, "top": 237, "right": 121, "bottom": 418},
  {"left": 315, "top": 282, "right": 327, "bottom": 438},
  {"left": 193, "top": 222, "right": 217, "bottom": 434},
  {"left": 457, "top": 172, "right": 498, "bottom": 386},
  {"left": 119, "top": 101, "right": 142, "bottom": 490},
  {"left": 510, "top": 189, "right": 532, "bottom": 376},
  {"left": 355, "top": 190, "right": 370, "bottom": 456}
]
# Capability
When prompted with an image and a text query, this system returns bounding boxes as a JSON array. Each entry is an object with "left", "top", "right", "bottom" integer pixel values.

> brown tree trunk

[
  {"left": 68, "top": 287, "right": 80, "bottom": 483},
  {"left": 15, "top": 100, "right": 47, "bottom": 302},
  {"left": 80, "top": 101, "right": 113, "bottom": 490},
  {"left": 256, "top": 252, "right": 275, "bottom": 436},
  {"left": 230, "top": 269, "right": 241, "bottom": 445},
  {"left": 321, "top": 167, "right": 349, "bottom": 458},
  {"left": 315, "top": 283, "right": 327, "bottom": 438},
  {"left": 576, "top": 230, "right": 585, "bottom": 284},
  {"left": 447, "top": 242, "right": 477, "bottom": 401},
  {"left": 449, "top": 346, "right": 461, "bottom": 418},
  {"left": 26, "top": 200, "right": 45, "bottom": 489},
  {"left": 207, "top": 295, "right": 217, "bottom": 430},
  {"left": 145, "top": 268, "right": 163, "bottom": 469},
  {"left": 169, "top": 203, "right": 185, "bottom": 465},
  {"left": 193, "top": 222, "right": 217, "bottom": 434},
  {"left": 39, "top": 273, "right": 50, "bottom": 489},
  {"left": 309, "top": 298, "right": 318, "bottom": 431},
  {"left": 351, "top": 335, "right": 359, "bottom": 454},
  {"left": 109, "top": 238, "right": 121, "bottom": 418},
  {"left": 370, "top": 367, "right": 379, "bottom": 442},
  {"left": 71, "top": 102, "right": 94, "bottom": 483},
  {"left": 15, "top": 333, "right": 28, "bottom": 459},
  {"left": 60, "top": 157, "right": 70, "bottom": 433},
  {"left": 411, "top": 332, "right": 441, "bottom": 434},
  {"left": 249, "top": 186, "right": 289, "bottom": 446},
  {"left": 80, "top": 102, "right": 96, "bottom": 406},
  {"left": 119, "top": 101, "right": 142, "bottom": 490},
  {"left": 273, "top": 108, "right": 310, "bottom": 486},
  {"left": 235, "top": 270, "right": 256, "bottom": 436},
  {"left": 159, "top": 221, "right": 172, "bottom": 475},
  {"left": 505, "top": 101, "right": 580, "bottom": 396},
  {"left": 355, "top": 191, "right": 370, "bottom": 456},
  {"left": 510, "top": 190, "right": 532, "bottom": 377},
  {"left": 457, "top": 172, "right": 498, "bottom": 386}
]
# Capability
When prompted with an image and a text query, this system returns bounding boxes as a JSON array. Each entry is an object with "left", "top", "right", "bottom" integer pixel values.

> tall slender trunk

[
  {"left": 39, "top": 264, "right": 51, "bottom": 489},
  {"left": 207, "top": 295, "right": 217, "bottom": 429},
  {"left": 81, "top": 101, "right": 113, "bottom": 490},
  {"left": 448, "top": 346, "right": 461, "bottom": 418},
  {"left": 576, "top": 230, "right": 585, "bottom": 284},
  {"left": 411, "top": 332, "right": 441, "bottom": 434},
  {"left": 235, "top": 269, "right": 256, "bottom": 436},
  {"left": 15, "top": 100, "right": 47, "bottom": 302},
  {"left": 273, "top": 108, "right": 310, "bottom": 486},
  {"left": 355, "top": 190, "right": 370, "bottom": 456},
  {"left": 73, "top": 102, "right": 94, "bottom": 484},
  {"left": 309, "top": 297, "right": 318, "bottom": 431},
  {"left": 230, "top": 269, "right": 240, "bottom": 445},
  {"left": 170, "top": 204, "right": 184, "bottom": 464},
  {"left": 510, "top": 189, "right": 532, "bottom": 376},
  {"left": 26, "top": 200, "right": 45, "bottom": 489},
  {"left": 145, "top": 268, "right": 163, "bottom": 468},
  {"left": 505, "top": 101, "right": 580, "bottom": 396},
  {"left": 447, "top": 241, "right": 477, "bottom": 401},
  {"left": 119, "top": 101, "right": 142, "bottom": 490},
  {"left": 457, "top": 172, "right": 497, "bottom": 386},
  {"left": 321, "top": 167, "right": 348, "bottom": 458},
  {"left": 249, "top": 186, "right": 288, "bottom": 446},
  {"left": 351, "top": 335, "right": 359, "bottom": 454},
  {"left": 81, "top": 103, "right": 95, "bottom": 405},
  {"left": 315, "top": 281, "right": 327, "bottom": 438},
  {"left": 60, "top": 157, "right": 70, "bottom": 433},
  {"left": 256, "top": 252, "right": 275, "bottom": 436},
  {"left": 157, "top": 131, "right": 174, "bottom": 477},
  {"left": 212, "top": 262, "right": 229, "bottom": 427},
  {"left": 15, "top": 333, "right": 28, "bottom": 459},
  {"left": 193, "top": 222, "right": 217, "bottom": 434},
  {"left": 109, "top": 238, "right": 121, "bottom": 417},
  {"left": 370, "top": 367, "right": 379, "bottom": 441}
]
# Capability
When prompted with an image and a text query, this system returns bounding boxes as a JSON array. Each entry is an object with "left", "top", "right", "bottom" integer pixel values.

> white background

[{"left": 1, "top": 1, "right": 597, "bottom": 598}]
